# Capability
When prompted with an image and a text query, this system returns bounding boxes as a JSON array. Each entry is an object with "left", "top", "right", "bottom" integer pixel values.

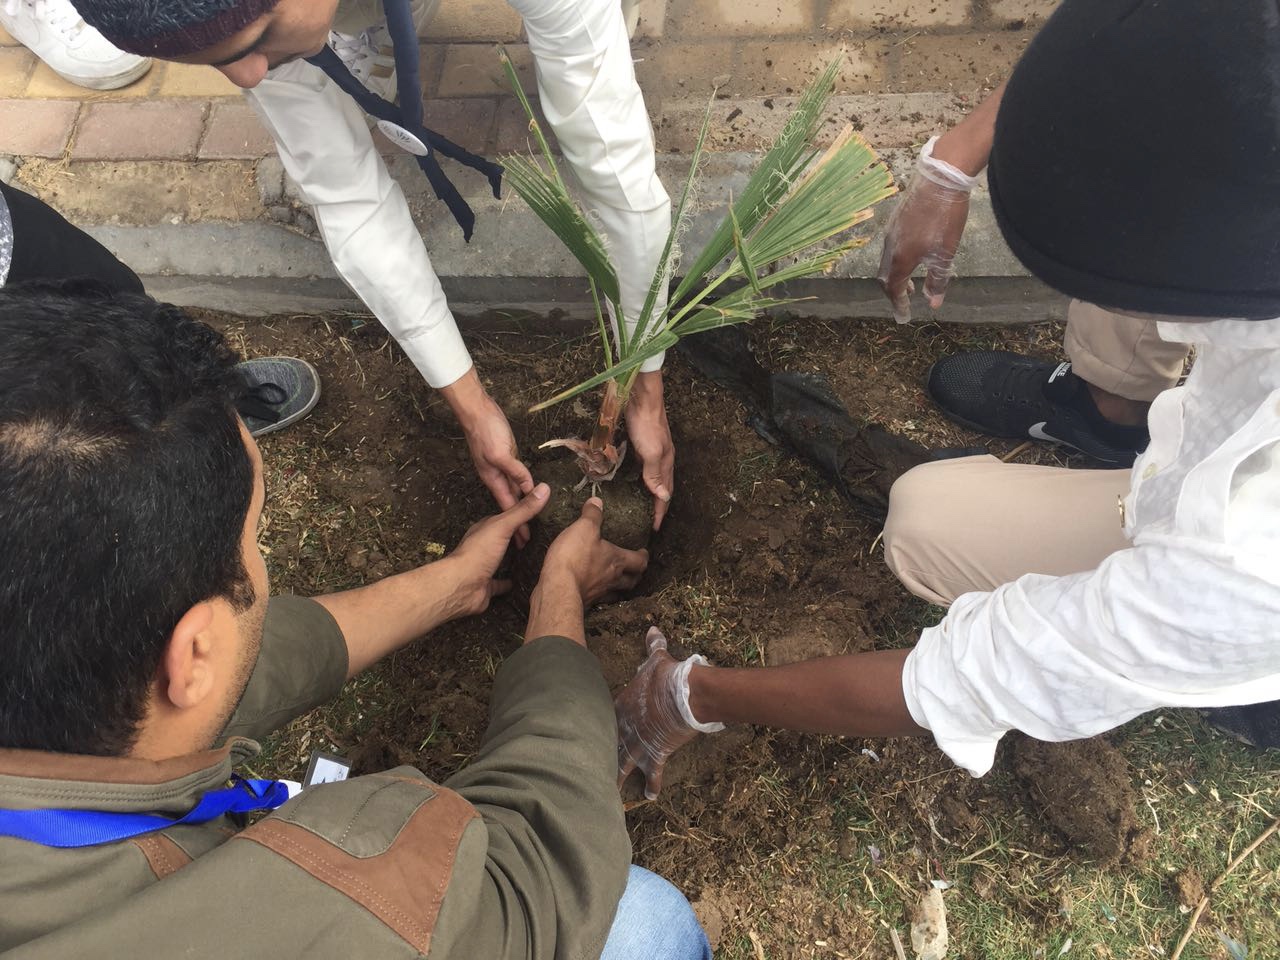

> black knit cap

[
  {"left": 989, "top": 0, "right": 1280, "bottom": 319},
  {"left": 72, "top": 0, "right": 281, "bottom": 58}
]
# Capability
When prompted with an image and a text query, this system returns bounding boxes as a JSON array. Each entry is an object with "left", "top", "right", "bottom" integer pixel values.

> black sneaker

[
  {"left": 235, "top": 357, "right": 321, "bottom": 438},
  {"left": 926, "top": 350, "right": 1149, "bottom": 467},
  {"left": 1204, "top": 703, "right": 1280, "bottom": 749}
]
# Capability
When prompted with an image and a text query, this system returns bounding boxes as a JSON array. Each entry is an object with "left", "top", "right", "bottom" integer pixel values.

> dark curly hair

[{"left": 0, "top": 281, "right": 254, "bottom": 755}]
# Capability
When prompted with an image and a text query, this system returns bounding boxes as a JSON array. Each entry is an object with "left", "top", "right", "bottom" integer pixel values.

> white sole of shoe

[
  {"left": 54, "top": 57, "right": 152, "bottom": 91},
  {"left": 245, "top": 357, "right": 322, "bottom": 438}
]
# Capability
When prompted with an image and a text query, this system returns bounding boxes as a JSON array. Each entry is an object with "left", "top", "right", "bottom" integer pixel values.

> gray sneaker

[{"left": 235, "top": 357, "right": 321, "bottom": 437}]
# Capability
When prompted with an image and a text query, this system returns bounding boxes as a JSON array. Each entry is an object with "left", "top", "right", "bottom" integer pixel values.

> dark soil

[
  {"left": 1173, "top": 866, "right": 1207, "bottom": 910},
  {"left": 210, "top": 310, "right": 1148, "bottom": 952},
  {"left": 1011, "top": 735, "right": 1149, "bottom": 863}
]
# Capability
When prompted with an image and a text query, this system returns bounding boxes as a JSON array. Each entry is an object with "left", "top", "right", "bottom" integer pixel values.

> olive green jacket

[{"left": 0, "top": 597, "right": 630, "bottom": 959}]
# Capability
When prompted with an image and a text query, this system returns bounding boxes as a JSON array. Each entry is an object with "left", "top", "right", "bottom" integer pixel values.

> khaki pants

[
  {"left": 883, "top": 455, "right": 1132, "bottom": 605},
  {"left": 1065, "top": 300, "right": 1188, "bottom": 402},
  {"left": 883, "top": 301, "right": 1187, "bottom": 605}
]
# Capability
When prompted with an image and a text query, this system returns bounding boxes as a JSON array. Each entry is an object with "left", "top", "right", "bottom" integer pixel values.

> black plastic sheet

[{"left": 677, "top": 326, "right": 947, "bottom": 521}]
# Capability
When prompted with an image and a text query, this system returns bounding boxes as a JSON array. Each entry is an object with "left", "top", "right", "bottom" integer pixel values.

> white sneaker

[
  {"left": 329, "top": 24, "right": 399, "bottom": 102},
  {"left": 328, "top": 0, "right": 441, "bottom": 104},
  {"left": 0, "top": 0, "right": 151, "bottom": 90}
]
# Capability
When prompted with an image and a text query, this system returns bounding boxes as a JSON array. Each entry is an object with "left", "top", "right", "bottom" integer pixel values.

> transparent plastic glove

[
  {"left": 876, "top": 135, "right": 981, "bottom": 323},
  {"left": 615, "top": 627, "right": 724, "bottom": 800}
]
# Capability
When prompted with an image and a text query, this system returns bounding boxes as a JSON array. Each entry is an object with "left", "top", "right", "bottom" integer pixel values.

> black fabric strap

[
  {"left": 305, "top": 0, "right": 503, "bottom": 242},
  {"left": 386, "top": 0, "right": 423, "bottom": 130}
]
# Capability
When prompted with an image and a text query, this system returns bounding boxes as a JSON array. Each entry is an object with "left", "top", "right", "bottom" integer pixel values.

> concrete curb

[{"left": 33, "top": 147, "right": 1064, "bottom": 327}]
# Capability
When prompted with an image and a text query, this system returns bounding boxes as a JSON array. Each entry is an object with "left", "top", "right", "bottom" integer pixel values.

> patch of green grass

[{"left": 709, "top": 715, "right": 1278, "bottom": 960}]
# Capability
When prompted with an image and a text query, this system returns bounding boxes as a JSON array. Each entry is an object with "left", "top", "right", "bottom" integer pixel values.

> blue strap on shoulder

[
  {"left": 306, "top": 0, "right": 504, "bottom": 242},
  {"left": 0, "top": 777, "right": 290, "bottom": 849}
]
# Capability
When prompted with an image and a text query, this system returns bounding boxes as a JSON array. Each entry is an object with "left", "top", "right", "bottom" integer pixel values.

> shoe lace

[
  {"left": 14, "top": 0, "right": 88, "bottom": 41},
  {"left": 363, "top": 23, "right": 395, "bottom": 57},
  {"left": 989, "top": 359, "right": 1056, "bottom": 409},
  {"left": 329, "top": 28, "right": 373, "bottom": 63}
]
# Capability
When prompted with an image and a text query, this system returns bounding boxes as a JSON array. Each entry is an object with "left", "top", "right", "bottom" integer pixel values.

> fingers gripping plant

[{"left": 499, "top": 52, "right": 896, "bottom": 483}]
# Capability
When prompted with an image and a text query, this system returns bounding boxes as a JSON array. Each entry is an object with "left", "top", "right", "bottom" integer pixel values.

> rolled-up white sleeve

[
  {"left": 513, "top": 0, "right": 672, "bottom": 371},
  {"left": 904, "top": 539, "right": 1280, "bottom": 777},
  {"left": 244, "top": 60, "right": 472, "bottom": 388}
]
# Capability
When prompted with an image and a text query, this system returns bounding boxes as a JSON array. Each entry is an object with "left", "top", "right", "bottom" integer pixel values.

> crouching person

[
  {"left": 614, "top": 0, "right": 1280, "bottom": 799},
  {"left": 0, "top": 283, "right": 710, "bottom": 960}
]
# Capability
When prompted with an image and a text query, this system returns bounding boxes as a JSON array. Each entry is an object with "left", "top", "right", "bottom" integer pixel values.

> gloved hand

[
  {"left": 876, "top": 135, "right": 981, "bottom": 323},
  {"left": 615, "top": 627, "right": 724, "bottom": 800}
]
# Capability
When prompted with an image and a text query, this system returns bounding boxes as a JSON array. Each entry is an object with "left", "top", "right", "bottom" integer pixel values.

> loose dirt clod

[
  {"left": 1173, "top": 867, "right": 1206, "bottom": 911},
  {"left": 1012, "top": 736, "right": 1143, "bottom": 862},
  {"left": 690, "top": 889, "right": 734, "bottom": 951}
]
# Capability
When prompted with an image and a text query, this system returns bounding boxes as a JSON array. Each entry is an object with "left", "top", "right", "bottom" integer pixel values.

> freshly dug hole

[{"left": 512, "top": 456, "right": 653, "bottom": 604}]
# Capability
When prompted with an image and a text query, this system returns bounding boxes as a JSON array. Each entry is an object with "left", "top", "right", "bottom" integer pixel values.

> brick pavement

[{"left": 0, "top": 1, "right": 1052, "bottom": 192}]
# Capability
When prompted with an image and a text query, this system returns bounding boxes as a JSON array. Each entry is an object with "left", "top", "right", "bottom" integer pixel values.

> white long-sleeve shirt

[
  {"left": 245, "top": 0, "right": 670, "bottom": 388},
  {"left": 903, "top": 317, "right": 1280, "bottom": 776}
]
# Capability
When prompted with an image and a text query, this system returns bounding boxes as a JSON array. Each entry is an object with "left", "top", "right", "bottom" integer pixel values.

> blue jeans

[{"left": 599, "top": 866, "right": 712, "bottom": 960}]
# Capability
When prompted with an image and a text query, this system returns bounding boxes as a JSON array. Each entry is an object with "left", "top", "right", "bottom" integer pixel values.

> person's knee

[
  {"left": 883, "top": 462, "right": 946, "bottom": 572},
  {"left": 600, "top": 867, "right": 711, "bottom": 960},
  {"left": 882, "top": 460, "right": 971, "bottom": 605}
]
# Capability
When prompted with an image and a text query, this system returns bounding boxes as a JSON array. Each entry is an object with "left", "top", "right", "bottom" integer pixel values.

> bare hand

[
  {"left": 441, "top": 368, "right": 536, "bottom": 546},
  {"left": 544, "top": 497, "right": 649, "bottom": 604},
  {"left": 443, "top": 483, "right": 550, "bottom": 618},
  {"left": 463, "top": 395, "right": 534, "bottom": 525},
  {"left": 626, "top": 370, "right": 674, "bottom": 530},
  {"left": 615, "top": 627, "right": 717, "bottom": 799}
]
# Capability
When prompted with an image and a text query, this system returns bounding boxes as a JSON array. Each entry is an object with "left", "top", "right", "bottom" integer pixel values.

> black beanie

[
  {"left": 989, "top": 0, "right": 1280, "bottom": 319},
  {"left": 72, "top": 0, "right": 280, "bottom": 58}
]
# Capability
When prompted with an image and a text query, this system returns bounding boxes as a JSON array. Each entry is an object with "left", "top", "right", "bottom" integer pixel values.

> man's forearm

[
  {"left": 525, "top": 571, "right": 586, "bottom": 645},
  {"left": 437, "top": 365, "right": 488, "bottom": 427},
  {"left": 932, "top": 79, "right": 1007, "bottom": 176},
  {"left": 687, "top": 648, "right": 928, "bottom": 738},
  {"left": 314, "top": 560, "right": 467, "bottom": 678},
  {"left": 246, "top": 60, "right": 472, "bottom": 390},
  {"left": 441, "top": 635, "right": 629, "bottom": 960}
]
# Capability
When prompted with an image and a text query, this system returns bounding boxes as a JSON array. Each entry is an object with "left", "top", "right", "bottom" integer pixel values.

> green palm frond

[
  {"left": 733, "top": 128, "right": 895, "bottom": 269},
  {"left": 671, "top": 56, "right": 843, "bottom": 303},
  {"left": 626, "top": 76, "right": 718, "bottom": 353},
  {"left": 527, "top": 331, "right": 679, "bottom": 412},
  {"left": 498, "top": 49, "right": 895, "bottom": 415}
]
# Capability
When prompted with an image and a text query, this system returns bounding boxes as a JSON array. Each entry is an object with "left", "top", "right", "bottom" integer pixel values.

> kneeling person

[
  {"left": 615, "top": 0, "right": 1280, "bottom": 797},
  {"left": 0, "top": 284, "right": 709, "bottom": 960}
]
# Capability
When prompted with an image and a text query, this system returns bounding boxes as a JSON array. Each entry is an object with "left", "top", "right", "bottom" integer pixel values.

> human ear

[{"left": 162, "top": 602, "right": 217, "bottom": 710}]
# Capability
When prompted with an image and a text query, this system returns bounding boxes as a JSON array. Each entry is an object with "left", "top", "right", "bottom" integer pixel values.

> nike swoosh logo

[{"left": 1028, "top": 421, "right": 1065, "bottom": 444}]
